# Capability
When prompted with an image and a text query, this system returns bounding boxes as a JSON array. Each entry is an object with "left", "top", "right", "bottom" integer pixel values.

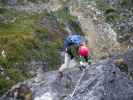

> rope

[{"left": 69, "top": 66, "right": 86, "bottom": 98}]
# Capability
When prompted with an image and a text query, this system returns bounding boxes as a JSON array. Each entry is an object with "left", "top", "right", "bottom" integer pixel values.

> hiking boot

[{"left": 79, "top": 65, "right": 86, "bottom": 71}]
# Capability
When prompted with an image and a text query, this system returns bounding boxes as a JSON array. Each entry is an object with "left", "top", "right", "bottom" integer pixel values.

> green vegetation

[
  {"left": 0, "top": 1, "right": 84, "bottom": 95},
  {"left": 0, "top": 0, "right": 49, "bottom": 5},
  {"left": 0, "top": 32, "right": 38, "bottom": 95},
  {"left": 95, "top": 1, "right": 120, "bottom": 23},
  {"left": 120, "top": 0, "right": 133, "bottom": 9},
  {"left": 0, "top": 8, "right": 40, "bottom": 33},
  {"left": 0, "top": 0, "right": 7, "bottom": 5},
  {"left": 53, "top": 7, "right": 76, "bottom": 24},
  {"left": 118, "top": 63, "right": 128, "bottom": 74},
  {"left": 0, "top": 76, "right": 14, "bottom": 95},
  {"left": 0, "top": 7, "right": 65, "bottom": 95},
  {"left": 93, "top": 0, "right": 133, "bottom": 47},
  {"left": 54, "top": 7, "right": 83, "bottom": 34}
]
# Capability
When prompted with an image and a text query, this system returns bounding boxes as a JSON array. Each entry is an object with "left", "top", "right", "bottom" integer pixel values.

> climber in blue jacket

[
  {"left": 64, "top": 35, "right": 83, "bottom": 58},
  {"left": 58, "top": 35, "right": 85, "bottom": 78}
]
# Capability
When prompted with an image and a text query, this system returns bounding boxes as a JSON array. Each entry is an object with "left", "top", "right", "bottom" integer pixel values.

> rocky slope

[
  {"left": 0, "top": 0, "right": 84, "bottom": 95},
  {"left": 95, "top": 0, "right": 133, "bottom": 48},
  {"left": 0, "top": 0, "right": 133, "bottom": 99},
  {"left": 68, "top": 1, "right": 119, "bottom": 58},
  {"left": 0, "top": 0, "right": 66, "bottom": 95},
  {"left": 1, "top": 56, "right": 133, "bottom": 100}
]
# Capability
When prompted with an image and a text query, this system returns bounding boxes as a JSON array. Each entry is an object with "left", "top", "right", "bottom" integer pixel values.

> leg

[
  {"left": 67, "top": 48, "right": 74, "bottom": 59},
  {"left": 79, "top": 56, "right": 86, "bottom": 71},
  {"left": 84, "top": 56, "right": 88, "bottom": 62},
  {"left": 58, "top": 52, "right": 71, "bottom": 78}
]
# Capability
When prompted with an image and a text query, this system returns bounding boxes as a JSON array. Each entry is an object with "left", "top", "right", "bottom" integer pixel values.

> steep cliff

[
  {"left": 0, "top": 0, "right": 133, "bottom": 99},
  {"left": 1, "top": 56, "right": 133, "bottom": 100}
]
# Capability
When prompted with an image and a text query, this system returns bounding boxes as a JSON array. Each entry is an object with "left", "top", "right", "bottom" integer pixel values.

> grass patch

[
  {"left": 6, "top": 68, "right": 27, "bottom": 82},
  {"left": 53, "top": 7, "right": 76, "bottom": 24},
  {"left": 0, "top": 11, "right": 40, "bottom": 33},
  {"left": 53, "top": 7, "right": 83, "bottom": 34},
  {"left": 0, "top": 1, "right": 94, "bottom": 96},
  {"left": 45, "top": 39, "right": 63, "bottom": 70},
  {"left": 0, "top": 6, "right": 67, "bottom": 95},
  {"left": 118, "top": 63, "right": 128, "bottom": 74},
  {"left": 95, "top": 0, "right": 120, "bottom": 23},
  {"left": 0, "top": 75, "right": 14, "bottom": 95}
]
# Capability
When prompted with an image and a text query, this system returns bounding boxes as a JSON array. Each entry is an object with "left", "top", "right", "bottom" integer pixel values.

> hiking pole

[{"left": 69, "top": 66, "right": 86, "bottom": 98}]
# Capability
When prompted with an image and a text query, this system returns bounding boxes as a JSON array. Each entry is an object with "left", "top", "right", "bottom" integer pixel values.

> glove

[
  {"left": 88, "top": 56, "right": 92, "bottom": 65},
  {"left": 80, "top": 61, "right": 84, "bottom": 66}
]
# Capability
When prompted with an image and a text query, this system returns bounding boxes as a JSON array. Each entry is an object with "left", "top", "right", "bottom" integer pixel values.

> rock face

[
  {"left": 33, "top": 59, "right": 133, "bottom": 100},
  {"left": 8, "top": 0, "right": 64, "bottom": 13},
  {"left": 7, "top": 0, "right": 17, "bottom": 6},
  {"left": 124, "top": 49, "right": 133, "bottom": 74},
  {"left": 0, "top": 0, "right": 132, "bottom": 99},
  {"left": 68, "top": 1, "right": 120, "bottom": 58},
  {"left": 0, "top": 15, "right": 6, "bottom": 24},
  {"left": 1, "top": 59, "right": 133, "bottom": 100},
  {"left": 68, "top": 60, "right": 133, "bottom": 100},
  {"left": 99, "top": 0, "right": 133, "bottom": 48}
]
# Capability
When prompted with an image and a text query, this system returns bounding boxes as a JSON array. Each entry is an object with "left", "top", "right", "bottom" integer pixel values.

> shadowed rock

[{"left": 1, "top": 59, "right": 133, "bottom": 100}]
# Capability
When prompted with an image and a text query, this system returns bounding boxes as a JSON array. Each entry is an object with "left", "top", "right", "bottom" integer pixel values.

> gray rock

[
  {"left": 65, "top": 60, "right": 133, "bottom": 100},
  {"left": 0, "top": 15, "right": 6, "bottom": 24},
  {"left": 0, "top": 65, "right": 5, "bottom": 75},
  {"left": 1, "top": 59, "right": 133, "bottom": 100},
  {"left": 5, "top": 76, "right": 10, "bottom": 80},
  {"left": 7, "top": 0, "right": 17, "bottom": 6},
  {"left": 124, "top": 49, "right": 133, "bottom": 73}
]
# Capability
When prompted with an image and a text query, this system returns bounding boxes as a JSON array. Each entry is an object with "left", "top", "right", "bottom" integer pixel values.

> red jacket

[{"left": 78, "top": 46, "right": 89, "bottom": 57}]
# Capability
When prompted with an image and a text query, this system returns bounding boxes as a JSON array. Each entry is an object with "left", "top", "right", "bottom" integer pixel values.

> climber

[
  {"left": 78, "top": 42, "right": 92, "bottom": 70},
  {"left": 63, "top": 35, "right": 83, "bottom": 59},
  {"left": 58, "top": 35, "right": 84, "bottom": 78}
]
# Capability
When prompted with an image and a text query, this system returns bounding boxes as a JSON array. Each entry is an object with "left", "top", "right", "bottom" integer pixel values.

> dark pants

[
  {"left": 67, "top": 51, "right": 74, "bottom": 59},
  {"left": 84, "top": 56, "right": 88, "bottom": 62}
]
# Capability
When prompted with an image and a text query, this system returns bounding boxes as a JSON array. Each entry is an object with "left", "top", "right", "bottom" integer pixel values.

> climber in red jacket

[
  {"left": 78, "top": 42, "right": 91, "bottom": 67},
  {"left": 58, "top": 35, "right": 83, "bottom": 78},
  {"left": 58, "top": 36, "right": 92, "bottom": 78}
]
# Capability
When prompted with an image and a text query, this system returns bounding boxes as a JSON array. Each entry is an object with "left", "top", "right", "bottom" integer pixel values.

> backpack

[{"left": 64, "top": 35, "right": 84, "bottom": 48}]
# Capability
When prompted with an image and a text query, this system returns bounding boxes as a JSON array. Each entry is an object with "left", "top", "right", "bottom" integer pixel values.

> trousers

[{"left": 59, "top": 52, "right": 77, "bottom": 72}]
